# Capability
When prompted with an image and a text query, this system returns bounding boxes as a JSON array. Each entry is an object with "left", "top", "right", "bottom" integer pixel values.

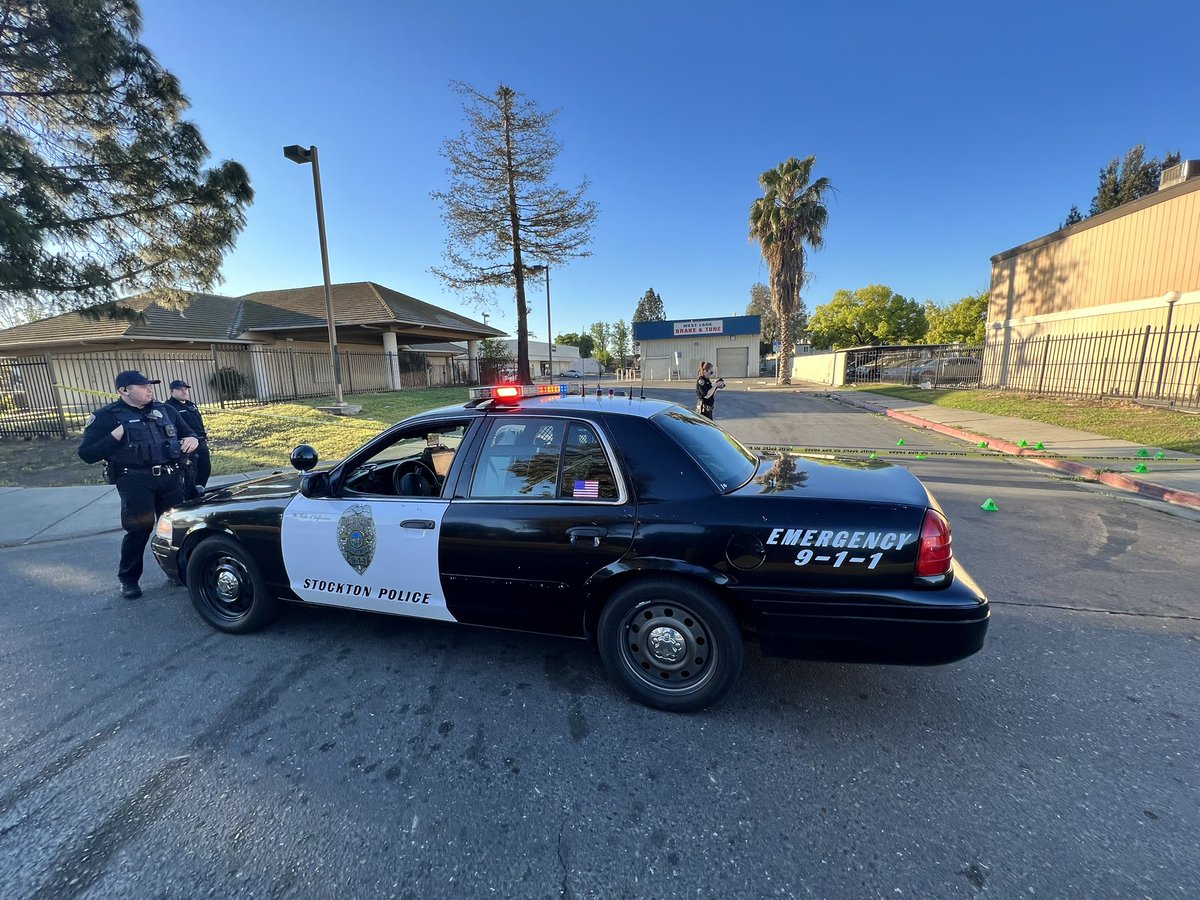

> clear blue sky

[{"left": 140, "top": 0, "right": 1198, "bottom": 339}]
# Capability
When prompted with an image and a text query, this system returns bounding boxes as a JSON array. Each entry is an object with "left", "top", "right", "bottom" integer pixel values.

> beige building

[
  {"left": 632, "top": 316, "right": 763, "bottom": 380},
  {"left": 986, "top": 166, "right": 1200, "bottom": 394}
]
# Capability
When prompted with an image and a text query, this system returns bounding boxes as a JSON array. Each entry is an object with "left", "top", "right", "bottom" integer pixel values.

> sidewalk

[
  {"left": 0, "top": 469, "right": 281, "bottom": 548},
  {"left": 826, "top": 389, "right": 1200, "bottom": 512}
]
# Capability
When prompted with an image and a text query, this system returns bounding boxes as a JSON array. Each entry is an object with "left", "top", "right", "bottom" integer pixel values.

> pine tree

[
  {"left": 0, "top": 0, "right": 253, "bottom": 312},
  {"left": 632, "top": 288, "right": 665, "bottom": 322},
  {"left": 1088, "top": 145, "right": 1181, "bottom": 216}
]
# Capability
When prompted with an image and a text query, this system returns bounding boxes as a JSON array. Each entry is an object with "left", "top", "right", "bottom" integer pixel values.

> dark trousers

[
  {"left": 183, "top": 444, "right": 211, "bottom": 500},
  {"left": 117, "top": 468, "right": 184, "bottom": 585}
]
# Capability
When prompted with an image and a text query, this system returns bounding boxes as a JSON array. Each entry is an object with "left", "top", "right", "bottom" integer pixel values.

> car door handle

[
  {"left": 567, "top": 526, "right": 607, "bottom": 547},
  {"left": 400, "top": 519, "right": 435, "bottom": 530}
]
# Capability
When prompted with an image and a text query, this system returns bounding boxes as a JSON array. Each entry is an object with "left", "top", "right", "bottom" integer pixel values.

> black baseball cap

[
  {"left": 114, "top": 370, "right": 160, "bottom": 389},
  {"left": 169, "top": 379, "right": 191, "bottom": 390}
]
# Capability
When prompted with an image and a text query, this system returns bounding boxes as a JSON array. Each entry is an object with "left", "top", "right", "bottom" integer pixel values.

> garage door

[
  {"left": 716, "top": 347, "right": 749, "bottom": 378},
  {"left": 642, "top": 356, "right": 673, "bottom": 380}
]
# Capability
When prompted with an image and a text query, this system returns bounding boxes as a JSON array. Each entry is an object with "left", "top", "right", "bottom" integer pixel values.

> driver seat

[{"left": 398, "top": 471, "right": 435, "bottom": 497}]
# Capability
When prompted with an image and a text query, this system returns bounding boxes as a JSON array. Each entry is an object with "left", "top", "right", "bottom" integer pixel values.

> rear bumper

[{"left": 737, "top": 565, "right": 989, "bottom": 666}]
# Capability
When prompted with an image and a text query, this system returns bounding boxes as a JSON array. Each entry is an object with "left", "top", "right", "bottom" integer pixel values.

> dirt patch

[{"left": 0, "top": 435, "right": 99, "bottom": 487}]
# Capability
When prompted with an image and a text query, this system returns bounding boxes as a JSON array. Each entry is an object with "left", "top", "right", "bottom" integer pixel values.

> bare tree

[{"left": 432, "top": 82, "right": 598, "bottom": 383}]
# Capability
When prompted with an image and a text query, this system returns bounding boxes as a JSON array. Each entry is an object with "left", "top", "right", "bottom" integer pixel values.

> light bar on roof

[{"left": 469, "top": 383, "right": 570, "bottom": 401}]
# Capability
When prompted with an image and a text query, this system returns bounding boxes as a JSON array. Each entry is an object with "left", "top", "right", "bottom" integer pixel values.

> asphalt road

[{"left": 2, "top": 388, "right": 1197, "bottom": 899}]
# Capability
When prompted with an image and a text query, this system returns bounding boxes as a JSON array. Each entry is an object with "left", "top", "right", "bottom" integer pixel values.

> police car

[{"left": 152, "top": 383, "right": 989, "bottom": 711}]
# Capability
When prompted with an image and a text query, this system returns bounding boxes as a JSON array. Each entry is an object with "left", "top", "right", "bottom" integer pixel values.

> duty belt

[{"left": 117, "top": 463, "right": 180, "bottom": 477}]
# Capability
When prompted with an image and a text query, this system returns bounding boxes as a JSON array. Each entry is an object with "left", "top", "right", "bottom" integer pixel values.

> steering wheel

[{"left": 392, "top": 460, "right": 439, "bottom": 497}]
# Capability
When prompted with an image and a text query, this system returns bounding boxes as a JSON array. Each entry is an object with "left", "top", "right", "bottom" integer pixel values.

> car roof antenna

[{"left": 639, "top": 361, "right": 646, "bottom": 399}]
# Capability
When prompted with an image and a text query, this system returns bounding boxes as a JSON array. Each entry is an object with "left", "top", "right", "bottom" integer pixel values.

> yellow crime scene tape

[
  {"left": 746, "top": 444, "right": 1197, "bottom": 463},
  {"left": 55, "top": 384, "right": 385, "bottom": 432}
]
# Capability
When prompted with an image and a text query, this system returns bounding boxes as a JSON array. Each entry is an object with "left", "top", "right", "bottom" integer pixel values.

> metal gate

[{"left": 0, "top": 355, "right": 67, "bottom": 437}]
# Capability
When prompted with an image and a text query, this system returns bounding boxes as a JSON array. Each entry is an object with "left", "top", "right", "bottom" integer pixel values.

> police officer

[
  {"left": 166, "top": 379, "right": 209, "bottom": 500},
  {"left": 695, "top": 361, "right": 725, "bottom": 420},
  {"left": 78, "top": 371, "right": 198, "bottom": 598}
]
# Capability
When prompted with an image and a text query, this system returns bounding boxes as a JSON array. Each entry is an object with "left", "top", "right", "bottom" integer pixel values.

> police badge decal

[{"left": 337, "top": 503, "right": 377, "bottom": 574}]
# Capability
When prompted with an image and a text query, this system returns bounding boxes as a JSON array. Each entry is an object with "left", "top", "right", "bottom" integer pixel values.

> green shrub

[{"left": 210, "top": 366, "right": 250, "bottom": 400}]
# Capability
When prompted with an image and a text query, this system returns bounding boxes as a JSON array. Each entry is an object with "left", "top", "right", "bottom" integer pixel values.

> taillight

[{"left": 915, "top": 509, "right": 953, "bottom": 578}]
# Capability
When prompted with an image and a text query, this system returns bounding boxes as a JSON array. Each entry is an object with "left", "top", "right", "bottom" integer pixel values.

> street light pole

[
  {"left": 544, "top": 262, "right": 553, "bottom": 380},
  {"left": 284, "top": 143, "right": 345, "bottom": 407}
]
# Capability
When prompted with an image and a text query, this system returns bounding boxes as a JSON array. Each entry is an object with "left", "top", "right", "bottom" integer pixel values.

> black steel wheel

[
  {"left": 185, "top": 535, "right": 280, "bottom": 634},
  {"left": 597, "top": 577, "right": 743, "bottom": 712}
]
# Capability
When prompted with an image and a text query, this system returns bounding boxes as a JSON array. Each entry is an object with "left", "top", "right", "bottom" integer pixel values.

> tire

[
  {"left": 185, "top": 535, "right": 281, "bottom": 634},
  {"left": 597, "top": 577, "right": 743, "bottom": 712}
]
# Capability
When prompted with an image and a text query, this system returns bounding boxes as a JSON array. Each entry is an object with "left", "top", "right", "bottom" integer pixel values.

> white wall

[{"left": 789, "top": 350, "right": 842, "bottom": 385}]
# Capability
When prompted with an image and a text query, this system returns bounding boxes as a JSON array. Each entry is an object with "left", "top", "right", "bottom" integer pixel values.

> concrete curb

[{"left": 829, "top": 393, "right": 1200, "bottom": 512}]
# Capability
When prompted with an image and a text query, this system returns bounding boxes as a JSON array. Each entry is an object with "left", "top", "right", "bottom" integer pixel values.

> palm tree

[{"left": 749, "top": 156, "right": 831, "bottom": 385}]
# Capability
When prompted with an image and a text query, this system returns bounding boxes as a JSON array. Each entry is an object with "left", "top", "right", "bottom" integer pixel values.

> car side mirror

[
  {"left": 298, "top": 470, "right": 331, "bottom": 498},
  {"left": 290, "top": 444, "right": 319, "bottom": 471}
]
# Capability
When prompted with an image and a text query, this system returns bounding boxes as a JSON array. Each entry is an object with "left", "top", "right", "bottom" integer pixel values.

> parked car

[
  {"left": 850, "top": 360, "right": 881, "bottom": 382},
  {"left": 879, "top": 360, "right": 921, "bottom": 383},
  {"left": 560, "top": 369, "right": 584, "bottom": 378},
  {"left": 910, "top": 356, "right": 983, "bottom": 385},
  {"left": 152, "top": 383, "right": 989, "bottom": 712}
]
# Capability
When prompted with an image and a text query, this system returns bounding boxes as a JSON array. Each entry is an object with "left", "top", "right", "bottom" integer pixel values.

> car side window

[
  {"left": 559, "top": 422, "right": 618, "bottom": 500},
  {"left": 342, "top": 423, "right": 468, "bottom": 498},
  {"left": 467, "top": 418, "right": 618, "bottom": 501},
  {"left": 469, "top": 418, "right": 566, "bottom": 498}
]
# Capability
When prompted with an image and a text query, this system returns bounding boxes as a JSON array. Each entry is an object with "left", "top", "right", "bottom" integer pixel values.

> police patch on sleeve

[{"left": 337, "top": 503, "right": 376, "bottom": 574}]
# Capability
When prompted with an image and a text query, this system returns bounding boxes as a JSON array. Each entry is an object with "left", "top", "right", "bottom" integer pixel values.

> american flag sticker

[{"left": 573, "top": 479, "right": 600, "bottom": 499}]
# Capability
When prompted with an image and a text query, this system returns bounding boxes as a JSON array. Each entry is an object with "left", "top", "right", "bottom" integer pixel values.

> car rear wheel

[
  {"left": 186, "top": 535, "right": 281, "bottom": 634},
  {"left": 597, "top": 578, "right": 743, "bottom": 712}
]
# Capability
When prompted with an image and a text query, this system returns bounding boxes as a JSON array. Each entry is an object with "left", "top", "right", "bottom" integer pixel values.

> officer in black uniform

[
  {"left": 695, "top": 360, "right": 725, "bottom": 420},
  {"left": 78, "top": 370, "right": 198, "bottom": 598},
  {"left": 166, "top": 379, "right": 210, "bottom": 500}
]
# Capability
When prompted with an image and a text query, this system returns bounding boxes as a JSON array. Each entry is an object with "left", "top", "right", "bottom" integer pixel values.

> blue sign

[{"left": 772, "top": 340, "right": 782, "bottom": 353}]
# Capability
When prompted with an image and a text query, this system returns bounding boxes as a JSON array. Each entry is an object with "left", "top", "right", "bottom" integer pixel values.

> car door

[
  {"left": 438, "top": 414, "right": 636, "bottom": 637},
  {"left": 278, "top": 421, "right": 472, "bottom": 623}
]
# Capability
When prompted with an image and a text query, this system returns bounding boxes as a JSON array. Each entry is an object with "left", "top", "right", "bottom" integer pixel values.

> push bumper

[{"left": 151, "top": 534, "right": 184, "bottom": 585}]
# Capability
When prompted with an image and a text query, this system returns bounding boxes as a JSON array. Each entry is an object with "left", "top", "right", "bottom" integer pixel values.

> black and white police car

[{"left": 152, "top": 383, "right": 989, "bottom": 711}]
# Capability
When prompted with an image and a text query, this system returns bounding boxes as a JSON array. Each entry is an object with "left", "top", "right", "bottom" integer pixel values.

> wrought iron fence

[
  {"left": 981, "top": 325, "right": 1200, "bottom": 409},
  {"left": 0, "top": 345, "right": 476, "bottom": 438},
  {"left": 842, "top": 324, "right": 1200, "bottom": 410},
  {"left": 844, "top": 345, "right": 983, "bottom": 388}
]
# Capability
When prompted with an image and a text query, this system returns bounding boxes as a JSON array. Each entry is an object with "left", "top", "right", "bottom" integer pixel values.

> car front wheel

[
  {"left": 597, "top": 577, "right": 743, "bottom": 712},
  {"left": 186, "top": 535, "right": 281, "bottom": 634}
]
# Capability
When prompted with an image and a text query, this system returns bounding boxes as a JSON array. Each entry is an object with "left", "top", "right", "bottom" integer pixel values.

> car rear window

[{"left": 651, "top": 407, "right": 757, "bottom": 491}]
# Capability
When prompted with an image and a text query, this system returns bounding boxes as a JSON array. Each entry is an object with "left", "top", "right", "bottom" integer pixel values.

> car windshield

[{"left": 651, "top": 406, "right": 758, "bottom": 491}]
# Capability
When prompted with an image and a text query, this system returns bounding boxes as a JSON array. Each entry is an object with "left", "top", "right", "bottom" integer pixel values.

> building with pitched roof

[{"left": 0, "top": 282, "right": 504, "bottom": 411}]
